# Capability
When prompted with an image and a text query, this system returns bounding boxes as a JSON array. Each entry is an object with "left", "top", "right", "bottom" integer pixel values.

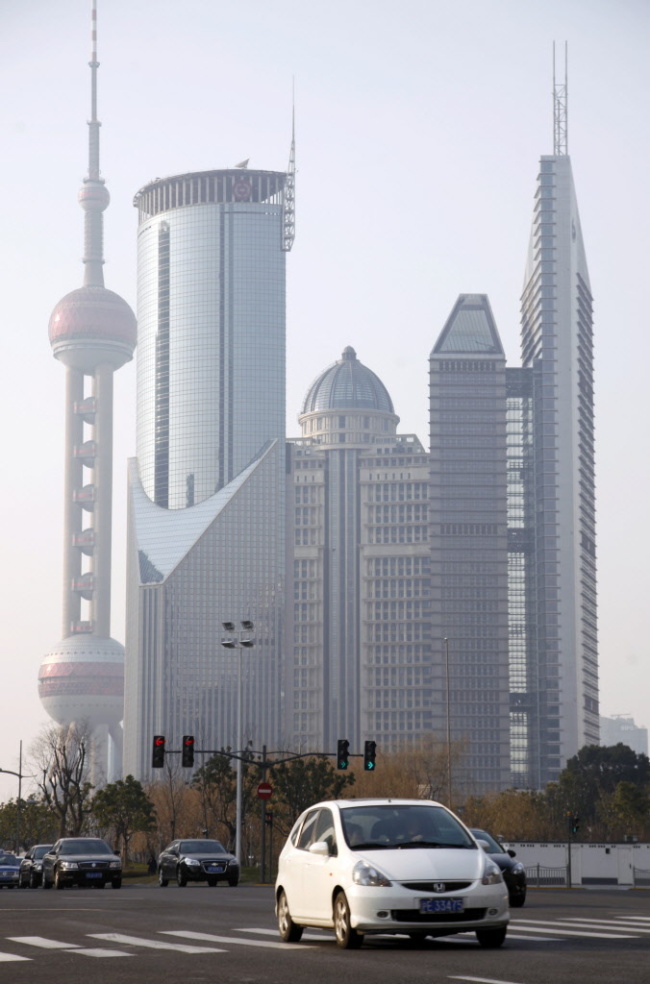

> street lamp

[
  {"left": 221, "top": 620, "right": 255, "bottom": 865},
  {"left": 0, "top": 740, "right": 33, "bottom": 852},
  {"left": 444, "top": 637, "right": 452, "bottom": 808}
]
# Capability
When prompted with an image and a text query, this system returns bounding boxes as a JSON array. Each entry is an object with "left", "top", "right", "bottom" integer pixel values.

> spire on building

[{"left": 553, "top": 41, "right": 568, "bottom": 156}]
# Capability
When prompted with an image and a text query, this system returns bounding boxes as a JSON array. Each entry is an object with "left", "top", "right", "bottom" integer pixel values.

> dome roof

[{"left": 302, "top": 346, "right": 394, "bottom": 414}]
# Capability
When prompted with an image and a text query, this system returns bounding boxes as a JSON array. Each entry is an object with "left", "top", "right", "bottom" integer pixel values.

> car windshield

[
  {"left": 0, "top": 855, "right": 20, "bottom": 867},
  {"left": 341, "top": 804, "right": 476, "bottom": 850},
  {"left": 471, "top": 829, "right": 504, "bottom": 853},
  {"left": 60, "top": 839, "right": 113, "bottom": 856},
  {"left": 33, "top": 845, "right": 52, "bottom": 859},
  {"left": 180, "top": 840, "right": 226, "bottom": 854}
]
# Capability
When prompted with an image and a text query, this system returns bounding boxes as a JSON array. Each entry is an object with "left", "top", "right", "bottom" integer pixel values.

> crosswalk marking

[
  {"left": 560, "top": 918, "right": 650, "bottom": 933},
  {"left": 0, "top": 952, "right": 32, "bottom": 962},
  {"left": 162, "top": 930, "right": 307, "bottom": 949},
  {"left": 91, "top": 933, "right": 225, "bottom": 954},
  {"left": 236, "top": 927, "right": 329, "bottom": 941},
  {"left": 7, "top": 936, "right": 80, "bottom": 948},
  {"left": 510, "top": 920, "right": 635, "bottom": 939},
  {"left": 449, "top": 977, "right": 527, "bottom": 984}
]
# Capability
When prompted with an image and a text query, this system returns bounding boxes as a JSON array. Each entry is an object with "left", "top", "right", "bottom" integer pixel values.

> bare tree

[{"left": 30, "top": 722, "right": 94, "bottom": 837}]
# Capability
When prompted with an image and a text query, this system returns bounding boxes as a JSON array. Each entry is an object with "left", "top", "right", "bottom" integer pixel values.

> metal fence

[
  {"left": 525, "top": 864, "right": 568, "bottom": 887},
  {"left": 633, "top": 867, "right": 650, "bottom": 888}
]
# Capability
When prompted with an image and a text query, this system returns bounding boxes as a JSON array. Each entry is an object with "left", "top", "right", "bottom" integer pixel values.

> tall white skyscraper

[{"left": 124, "top": 160, "right": 295, "bottom": 779}]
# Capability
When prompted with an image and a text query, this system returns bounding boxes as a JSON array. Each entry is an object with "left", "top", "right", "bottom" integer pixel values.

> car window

[
  {"left": 471, "top": 829, "right": 503, "bottom": 853},
  {"left": 341, "top": 805, "right": 475, "bottom": 848},
  {"left": 296, "top": 809, "right": 321, "bottom": 850},
  {"left": 180, "top": 840, "right": 226, "bottom": 853},
  {"left": 313, "top": 808, "right": 337, "bottom": 856}
]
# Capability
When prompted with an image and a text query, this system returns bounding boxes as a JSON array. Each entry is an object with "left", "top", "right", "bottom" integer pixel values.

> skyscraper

[
  {"left": 39, "top": 1, "right": 137, "bottom": 782},
  {"left": 428, "top": 296, "right": 512, "bottom": 795},
  {"left": 513, "top": 51, "right": 598, "bottom": 786},
  {"left": 287, "top": 347, "right": 432, "bottom": 755},
  {"left": 124, "top": 158, "right": 295, "bottom": 780}
]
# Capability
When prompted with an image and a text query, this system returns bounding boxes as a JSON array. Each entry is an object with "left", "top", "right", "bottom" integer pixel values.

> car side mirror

[
  {"left": 309, "top": 840, "right": 331, "bottom": 857},
  {"left": 476, "top": 839, "right": 490, "bottom": 852},
  {"left": 507, "top": 849, "right": 516, "bottom": 858}
]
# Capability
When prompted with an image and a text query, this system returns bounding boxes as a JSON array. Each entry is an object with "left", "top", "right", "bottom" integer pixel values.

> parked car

[
  {"left": 275, "top": 798, "right": 509, "bottom": 949},
  {"left": 19, "top": 844, "right": 53, "bottom": 889},
  {"left": 470, "top": 828, "right": 527, "bottom": 907},
  {"left": 157, "top": 839, "right": 240, "bottom": 887},
  {"left": 41, "top": 838, "right": 122, "bottom": 890},
  {"left": 0, "top": 852, "right": 20, "bottom": 889}
]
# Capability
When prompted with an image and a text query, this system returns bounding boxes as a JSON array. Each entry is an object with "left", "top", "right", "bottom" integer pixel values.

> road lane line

[
  {"left": 235, "top": 927, "right": 330, "bottom": 941},
  {"left": 0, "top": 953, "right": 32, "bottom": 962},
  {"left": 90, "top": 933, "right": 225, "bottom": 954},
  {"left": 449, "top": 976, "right": 526, "bottom": 983},
  {"left": 560, "top": 919, "right": 650, "bottom": 932},
  {"left": 509, "top": 921, "right": 635, "bottom": 939},
  {"left": 162, "top": 930, "right": 307, "bottom": 949}
]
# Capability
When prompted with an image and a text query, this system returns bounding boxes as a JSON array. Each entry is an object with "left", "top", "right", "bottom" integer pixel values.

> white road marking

[
  {"left": 449, "top": 976, "right": 527, "bottom": 984},
  {"left": 162, "top": 930, "right": 307, "bottom": 949},
  {"left": 560, "top": 918, "right": 650, "bottom": 932},
  {"left": 0, "top": 952, "right": 32, "bottom": 962},
  {"left": 235, "top": 927, "right": 329, "bottom": 941},
  {"left": 510, "top": 920, "right": 635, "bottom": 939},
  {"left": 71, "top": 948, "right": 132, "bottom": 958},
  {"left": 90, "top": 933, "right": 224, "bottom": 954},
  {"left": 7, "top": 936, "right": 80, "bottom": 949}
]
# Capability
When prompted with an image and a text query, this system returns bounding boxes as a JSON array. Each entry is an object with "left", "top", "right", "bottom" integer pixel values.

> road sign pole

[{"left": 260, "top": 745, "right": 267, "bottom": 884}]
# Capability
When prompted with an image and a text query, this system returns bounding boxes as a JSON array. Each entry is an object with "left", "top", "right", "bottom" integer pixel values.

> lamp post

[
  {"left": 0, "top": 740, "right": 32, "bottom": 852},
  {"left": 444, "top": 637, "right": 452, "bottom": 808},
  {"left": 221, "top": 620, "right": 255, "bottom": 865}
]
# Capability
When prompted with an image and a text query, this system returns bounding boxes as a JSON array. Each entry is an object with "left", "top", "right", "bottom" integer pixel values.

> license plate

[
  {"left": 85, "top": 872, "right": 103, "bottom": 879},
  {"left": 420, "top": 897, "right": 464, "bottom": 914},
  {"left": 207, "top": 865, "right": 225, "bottom": 873}
]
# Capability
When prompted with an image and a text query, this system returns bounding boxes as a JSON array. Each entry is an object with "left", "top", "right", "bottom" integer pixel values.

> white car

[{"left": 275, "top": 798, "right": 509, "bottom": 949}]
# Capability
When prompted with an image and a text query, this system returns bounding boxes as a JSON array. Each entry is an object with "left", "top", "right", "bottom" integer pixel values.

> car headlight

[
  {"left": 512, "top": 862, "right": 525, "bottom": 874},
  {"left": 109, "top": 861, "right": 122, "bottom": 869},
  {"left": 183, "top": 857, "right": 201, "bottom": 866},
  {"left": 352, "top": 860, "right": 392, "bottom": 887},
  {"left": 228, "top": 859, "right": 239, "bottom": 867},
  {"left": 33, "top": 863, "right": 43, "bottom": 871},
  {"left": 481, "top": 860, "right": 503, "bottom": 885},
  {"left": 59, "top": 861, "right": 79, "bottom": 870}
]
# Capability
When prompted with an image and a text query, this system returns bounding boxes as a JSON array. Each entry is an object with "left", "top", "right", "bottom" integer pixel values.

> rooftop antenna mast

[
  {"left": 82, "top": 0, "right": 108, "bottom": 287},
  {"left": 282, "top": 82, "right": 296, "bottom": 252},
  {"left": 553, "top": 41, "right": 568, "bottom": 156}
]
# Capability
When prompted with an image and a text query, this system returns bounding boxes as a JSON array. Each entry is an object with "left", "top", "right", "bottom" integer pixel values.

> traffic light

[
  {"left": 264, "top": 809, "right": 274, "bottom": 827},
  {"left": 151, "top": 735, "right": 166, "bottom": 769},
  {"left": 363, "top": 740, "right": 377, "bottom": 771},
  {"left": 571, "top": 813, "right": 580, "bottom": 835},
  {"left": 182, "top": 735, "right": 195, "bottom": 768},
  {"left": 336, "top": 738, "right": 350, "bottom": 770}
]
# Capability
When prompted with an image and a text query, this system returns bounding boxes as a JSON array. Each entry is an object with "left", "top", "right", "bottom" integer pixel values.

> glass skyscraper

[{"left": 124, "top": 167, "right": 293, "bottom": 780}]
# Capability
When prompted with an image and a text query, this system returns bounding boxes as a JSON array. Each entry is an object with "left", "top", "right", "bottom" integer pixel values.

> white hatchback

[{"left": 275, "top": 798, "right": 509, "bottom": 949}]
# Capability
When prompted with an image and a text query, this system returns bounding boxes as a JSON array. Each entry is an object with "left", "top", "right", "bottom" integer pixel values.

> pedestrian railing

[
  {"left": 525, "top": 864, "right": 568, "bottom": 887},
  {"left": 633, "top": 867, "right": 650, "bottom": 888}
]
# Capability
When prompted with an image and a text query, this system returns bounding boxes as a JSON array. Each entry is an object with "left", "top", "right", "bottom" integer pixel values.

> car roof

[{"left": 301, "top": 798, "right": 448, "bottom": 811}]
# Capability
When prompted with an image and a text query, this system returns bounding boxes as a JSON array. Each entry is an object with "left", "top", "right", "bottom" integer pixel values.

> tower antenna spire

[
  {"left": 282, "top": 80, "right": 296, "bottom": 251},
  {"left": 553, "top": 41, "right": 568, "bottom": 156},
  {"left": 80, "top": 0, "right": 109, "bottom": 287}
]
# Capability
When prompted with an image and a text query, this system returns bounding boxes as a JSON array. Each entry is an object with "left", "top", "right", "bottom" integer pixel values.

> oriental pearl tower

[{"left": 38, "top": 1, "right": 136, "bottom": 783}]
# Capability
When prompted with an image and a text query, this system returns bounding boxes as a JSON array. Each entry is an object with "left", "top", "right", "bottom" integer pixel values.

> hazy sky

[{"left": 1, "top": 0, "right": 648, "bottom": 801}]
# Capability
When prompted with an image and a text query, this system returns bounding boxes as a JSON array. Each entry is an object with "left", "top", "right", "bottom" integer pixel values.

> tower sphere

[
  {"left": 49, "top": 285, "right": 137, "bottom": 371},
  {"left": 78, "top": 180, "right": 110, "bottom": 212},
  {"left": 302, "top": 345, "right": 395, "bottom": 414},
  {"left": 38, "top": 635, "right": 125, "bottom": 731}
]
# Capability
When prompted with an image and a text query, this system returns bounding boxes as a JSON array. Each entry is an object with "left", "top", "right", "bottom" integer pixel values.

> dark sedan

[
  {"left": 41, "top": 838, "right": 122, "bottom": 890},
  {"left": 158, "top": 838, "right": 239, "bottom": 887},
  {"left": 0, "top": 853, "right": 20, "bottom": 889},
  {"left": 19, "top": 844, "right": 53, "bottom": 888},
  {"left": 471, "top": 828, "right": 527, "bottom": 907}
]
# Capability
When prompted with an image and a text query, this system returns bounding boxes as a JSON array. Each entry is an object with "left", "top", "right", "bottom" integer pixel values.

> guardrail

[{"left": 525, "top": 864, "right": 568, "bottom": 887}]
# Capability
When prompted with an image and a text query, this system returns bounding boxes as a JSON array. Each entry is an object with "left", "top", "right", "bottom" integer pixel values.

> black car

[
  {"left": 157, "top": 838, "right": 239, "bottom": 887},
  {"left": 19, "top": 844, "right": 53, "bottom": 889},
  {"left": 471, "top": 828, "right": 527, "bottom": 907},
  {"left": 41, "top": 838, "right": 122, "bottom": 890}
]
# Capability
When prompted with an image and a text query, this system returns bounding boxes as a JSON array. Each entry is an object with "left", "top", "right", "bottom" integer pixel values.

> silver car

[{"left": 275, "top": 798, "right": 509, "bottom": 949}]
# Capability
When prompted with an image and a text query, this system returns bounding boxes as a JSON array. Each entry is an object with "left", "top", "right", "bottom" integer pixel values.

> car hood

[
  {"left": 356, "top": 847, "right": 484, "bottom": 881},
  {"left": 179, "top": 852, "right": 233, "bottom": 860}
]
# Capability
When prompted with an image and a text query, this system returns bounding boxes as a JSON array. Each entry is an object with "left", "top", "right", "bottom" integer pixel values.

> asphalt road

[{"left": 0, "top": 883, "right": 648, "bottom": 984}]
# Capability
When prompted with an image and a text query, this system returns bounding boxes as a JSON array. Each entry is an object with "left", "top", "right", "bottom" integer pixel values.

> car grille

[
  {"left": 200, "top": 861, "right": 226, "bottom": 872},
  {"left": 391, "top": 908, "right": 487, "bottom": 923},
  {"left": 399, "top": 880, "right": 473, "bottom": 892},
  {"left": 78, "top": 861, "right": 110, "bottom": 871}
]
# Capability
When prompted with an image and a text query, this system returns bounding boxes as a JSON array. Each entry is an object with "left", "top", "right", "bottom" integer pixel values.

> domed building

[{"left": 286, "top": 347, "right": 432, "bottom": 755}]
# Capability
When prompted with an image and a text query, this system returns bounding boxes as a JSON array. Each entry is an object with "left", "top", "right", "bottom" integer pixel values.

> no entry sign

[{"left": 257, "top": 781, "right": 273, "bottom": 800}]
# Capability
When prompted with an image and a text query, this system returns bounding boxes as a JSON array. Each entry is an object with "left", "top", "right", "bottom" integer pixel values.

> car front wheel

[
  {"left": 509, "top": 889, "right": 526, "bottom": 908},
  {"left": 277, "top": 889, "right": 303, "bottom": 942},
  {"left": 29, "top": 872, "right": 39, "bottom": 889},
  {"left": 176, "top": 865, "right": 188, "bottom": 887},
  {"left": 54, "top": 869, "right": 65, "bottom": 891},
  {"left": 475, "top": 926, "right": 507, "bottom": 948},
  {"left": 158, "top": 868, "right": 169, "bottom": 887},
  {"left": 333, "top": 891, "right": 363, "bottom": 949}
]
